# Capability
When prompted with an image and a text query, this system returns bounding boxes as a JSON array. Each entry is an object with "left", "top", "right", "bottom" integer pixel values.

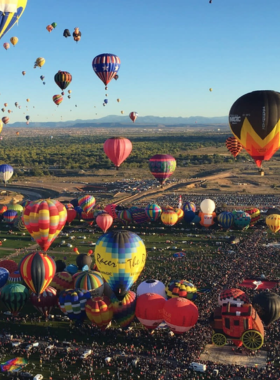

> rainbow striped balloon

[
  {"left": 74, "top": 271, "right": 104, "bottom": 297},
  {"left": 23, "top": 199, "right": 67, "bottom": 252},
  {"left": 145, "top": 203, "right": 162, "bottom": 222},
  {"left": 52, "top": 94, "right": 63, "bottom": 106},
  {"left": 85, "top": 296, "right": 113, "bottom": 330},
  {"left": 78, "top": 195, "right": 96, "bottom": 213},
  {"left": 110, "top": 290, "right": 136, "bottom": 328}
]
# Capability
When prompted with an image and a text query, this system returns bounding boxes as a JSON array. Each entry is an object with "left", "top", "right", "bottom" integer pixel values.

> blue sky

[{"left": 1, "top": 0, "right": 280, "bottom": 123}]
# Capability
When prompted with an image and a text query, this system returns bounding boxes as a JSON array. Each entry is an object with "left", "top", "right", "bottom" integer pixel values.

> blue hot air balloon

[
  {"left": 92, "top": 54, "right": 121, "bottom": 87},
  {"left": 58, "top": 288, "right": 91, "bottom": 321},
  {"left": 184, "top": 210, "right": 196, "bottom": 223},
  {"left": 104, "top": 99, "right": 108, "bottom": 104},
  {"left": 0, "top": 267, "right": 9, "bottom": 288},
  {"left": 3, "top": 209, "right": 18, "bottom": 224},
  {"left": 0, "top": 164, "right": 13, "bottom": 184},
  {"left": 145, "top": 203, "right": 162, "bottom": 222},
  {"left": 218, "top": 211, "right": 234, "bottom": 229},
  {"left": 0, "top": 0, "right": 28, "bottom": 40}
]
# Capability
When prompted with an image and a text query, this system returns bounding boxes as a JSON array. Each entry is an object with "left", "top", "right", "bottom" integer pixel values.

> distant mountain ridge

[{"left": 9, "top": 115, "right": 229, "bottom": 128}]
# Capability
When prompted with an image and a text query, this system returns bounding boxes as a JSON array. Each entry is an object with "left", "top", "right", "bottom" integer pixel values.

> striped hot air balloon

[
  {"left": 78, "top": 195, "right": 96, "bottom": 213},
  {"left": 0, "top": 164, "right": 13, "bottom": 183},
  {"left": 244, "top": 207, "right": 260, "bottom": 225},
  {"left": 0, "top": 283, "right": 29, "bottom": 315},
  {"left": 166, "top": 280, "right": 198, "bottom": 300},
  {"left": 85, "top": 296, "right": 113, "bottom": 330},
  {"left": 50, "top": 271, "right": 73, "bottom": 291},
  {"left": 23, "top": 199, "right": 67, "bottom": 252},
  {"left": 145, "top": 203, "right": 162, "bottom": 222},
  {"left": 19, "top": 252, "right": 56, "bottom": 297},
  {"left": 53, "top": 94, "right": 63, "bottom": 106},
  {"left": 92, "top": 54, "right": 121, "bottom": 86},
  {"left": 0, "top": 0, "right": 28, "bottom": 40},
  {"left": 54, "top": 70, "right": 72, "bottom": 91},
  {"left": 96, "top": 213, "right": 113, "bottom": 233},
  {"left": 225, "top": 136, "right": 243, "bottom": 159},
  {"left": 149, "top": 154, "right": 176, "bottom": 185},
  {"left": 266, "top": 214, "right": 280, "bottom": 233},
  {"left": 30, "top": 286, "right": 57, "bottom": 317},
  {"left": 3, "top": 209, "right": 17, "bottom": 224},
  {"left": 217, "top": 211, "right": 234, "bottom": 229},
  {"left": 74, "top": 271, "right": 104, "bottom": 297},
  {"left": 110, "top": 290, "right": 136, "bottom": 328},
  {"left": 161, "top": 210, "right": 178, "bottom": 226},
  {"left": 58, "top": 288, "right": 91, "bottom": 321}
]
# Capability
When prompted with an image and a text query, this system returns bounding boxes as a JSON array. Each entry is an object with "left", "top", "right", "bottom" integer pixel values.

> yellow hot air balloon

[
  {"left": 209, "top": 88, "right": 213, "bottom": 92},
  {"left": 68, "top": 90, "right": 72, "bottom": 94},
  {"left": 34, "top": 57, "right": 45, "bottom": 68},
  {"left": 161, "top": 210, "right": 178, "bottom": 226},
  {"left": 0, "top": 120, "right": 3, "bottom": 134},
  {"left": 117, "top": 99, "right": 121, "bottom": 102},
  {"left": 10, "top": 37, "right": 18, "bottom": 46},
  {"left": 266, "top": 214, "right": 280, "bottom": 233},
  {"left": 26, "top": 99, "right": 30, "bottom": 102},
  {"left": 121, "top": 111, "right": 124, "bottom": 114},
  {"left": 0, "top": 0, "right": 27, "bottom": 40}
]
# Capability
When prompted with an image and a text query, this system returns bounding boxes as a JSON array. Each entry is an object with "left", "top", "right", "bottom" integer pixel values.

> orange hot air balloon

[
  {"left": 53, "top": 94, "right": 63, "bottom": 106},
  {"left": 2, "top": 117, "right": 9, "bottom": 125},
  {"left": 103, "top": 137, "right": 132, "bottom": 170},
  {"left": 225, "top": 136, "right": 243, "bottom": 159},
  {"left": 136, "top": 293, "right": 166, "bottom": 330},
  {"left": 46, "top": 25, "right": 53, "bottom": 32},
  {"left": 10, "top": 37, "right": 18, "bottom": 46},
  {"left": 19, "top": 251, "right": 56, "bottom": 297},
  {"left": 4, "top": 103, "right": 7, "bottom": 107},
  {"left": 23, "top": 199, "right": 67, "bottom": 252},
  {"left": 85, "top": 296, "right": 113, "bottom": 330},
  {"left": 50, "top": 271, "right": 73, "bottom": 291},
  {"left": 163, "top": 297, "right": 198, "bottom": 334},
  {"left": 22, "top": 71, "right": 26, "bottom": 75},
  {"left": 161, "top": 210, "right": 178, "bottom": 226},
  {"left": 96, "top": 213, "right": 113, "bottom": 233}
]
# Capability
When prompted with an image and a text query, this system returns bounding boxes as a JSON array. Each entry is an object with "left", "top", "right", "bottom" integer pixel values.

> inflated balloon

[
  {"left": 174, "top": 208, "right": 184, "bottom": 222},
  {"left": 53, "top": 94, "right": 63, "bottom": 106},
  {"left": 74, "top": 271, "right": 104, "bottom": 297},
  {"left": 96, "top": 213, "right": 113, "bottom": 233},
  {"left": 0, "top": 259, "right": 17, "bottom": 273},
  {"left": 218, "top": 288, "right": 249, "bottom": 306},
  {"left": 50, "top": 271, "right": 73, "bottom": 291},
  {"left": 163, "top": 298, "right": 198, "bottom": 334},
  {"left": 34, "top": 57, "right": 45, "bottom": 68},
  {"left": 110, "top": 290, "right": 137, "bottom": 328},
  {"left": 73, "top": 27, "right": 81, "bottom": 42},
  {"left": 66, "top": 208, "right": 76, "bottom": 225},
  {"left": 266, "top": 214, "right": 280, "bottom": 233},
  {"left": 3, "top": 42, "right": 9, "bottom": 50},
  {"left": 131, "top": 208, "right": 150, "bottom": 224},
  {"left": 232, "top": 210, "right": 251, "bottom": 230},
  {"left": 19, "top": 252, "right": 56, "bottom": 297},
  {"left": 129, "top": 112, "right": 138, "bottom": 123},
  {"left": 137, "top": 279, "right": 167, "bottom": 298},
  {"left": 184, "top": 210, "right": 195, "bottom": 224},
  {"left": 183, "top": 202, "right": 196, "bottom": 215},
  {"left": 225, "top": 136, "right": 243, "bottom": 159},
  {"left": 51, "top": 22, "right": 57, "bottom": 28},
  {"left": 253, "top": 292, "right": 280, "bottom": 326},
  {"left": 104, "top": 203, "right": 118, "bottom": 219},
  {"left": 3, "top": 210, "right": 17, "bottom": 224},
  {"left": 0, "top": 267, "right": 9, "bottom": 288},
  {"left": 94, "top": 230, "right": 146, "bottom": 298},
  {"left": 54, "top": 71, "right": 72, "bottom": 91},
  {"left": 10, "top": 36, "right": 18, "bottom": 46},
  {"left": 0, "top": 0, "right": 27, "bottom": 39},
  {"left": 22, "top": 71, "right": 26, "bottom": 75},
  {"left": 92, "top": 53, "right": 121, "bottom": 86},
  {"left": 217, "top": 211, "right": 234, "bottom": 229},
  {"left": 0, "top": 164, "right": 13, "bottom": 184},
  {"left": 136, "top": 293, "right": 166, "bottom": 329},
  {"left": 81, "top": 210, "right": 95, "bottom": 225},
  {"left": 229, "top": 90, "right": 280, "bottom": 168},
  {"left": 200, "top": 199, "right": 215, "bottom": 213},
  {"left": 0, "top": 205, "right": 7, "bottom": 215},
  {"left": 161, "top": 210, "right": 178, "bottom": 226},
  {"left": 145, "top": 203, "right": 162, "bottom": 222},
  {"left": 7, "top": 270, "right": 22, "bottom": 284},
  {"left": 23, "top": 199, "right": 67, "bottom": 252},
  {"left": 104, "top": 99, "right": 108, "bottom": 104},
  {"left": 78, "top": 195, "right": 96, "bottom": 213},
  {"left": 0, "top": 283, "right": 29, "bottom": 316},
  {"left": 104, "top": 137, "right": 132, "bottom": 170},
  {"left": 117, "top": 209, "right": 132, "bottom": 225},
  {"left": 76, "top": 253, "right": 92, "bottom": 270},
  {"left": 46, "top": 25, "right": 53, "bottom": 32},
  {"left": 244, "top": 208, "right": 260, "bottom": 225},
  {"left": 58, "top": 288, "right": 91, "bottom": 321},
  {"left": 2, "top": 117, "right": 9, "bottom": 125},
  {"left": 199, "top": 212, "right": 216, "bottom": 228},
  {"left": 8, "top": 201, "right": 23, "bottom": 212},
  {"left": 166, "top": 280, "right": 197, "bottom": 300},
  {"left": 30, "top": 286, "right": 57, "bottom": 317},
  {"left": 149, "top": 154, "right": 176, "bottom": 185},
  {"left": 85, "top": 296, "right": 113, "bottom": 330},
  {"left": 63, "top": 29, "right": 71, "bottom": 38}
]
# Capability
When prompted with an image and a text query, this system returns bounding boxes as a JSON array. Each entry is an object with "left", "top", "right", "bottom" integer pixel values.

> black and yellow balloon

[
  {"left": 0, "top": 0, "right": 28, "bottom": 40},
  {"left": 229, "top": 90, "right": 280, "bottom": 169}
]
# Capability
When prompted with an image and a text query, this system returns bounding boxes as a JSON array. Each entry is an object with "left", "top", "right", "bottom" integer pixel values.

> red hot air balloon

[
  {"left": 163, "top": 297, "right": 198, "bottom": 334},
  {"left": 96, "top": 213, "right": 113, "bottom": 233},
  {"left": 129, "top": 112, "right": 138, "bottom": 123},
  {"left": 50, "top": 271, "right": 73, "bottom": 291},
  {"left": 136, "top": 293, "right": 166, "bottom": 330},
  {"left": 85, "top": 296, "right": 113, "bottom": 330},
  {"left": 2, "top": 117, "right": 9, "bottom": 124},
  {"left": 0, "top": 259, "right": 17, "bottom": 273},
  {"left": 53, "top": 94, "right": 63, "bottom": 106},
  {"left": 30, "top": 286, "right": 57, "bottom": 317},
  {"left": 104, "top": 204, "right": 118, "bottom": 219},
  {"left": 225, "top": 136, "right": 243, "bottom": 159},
  {"left": 103, "top": 137, "right": 132, "bottom": 170},
  {"left": 66, "top": 208, "right": 77, "bottom": 225}
]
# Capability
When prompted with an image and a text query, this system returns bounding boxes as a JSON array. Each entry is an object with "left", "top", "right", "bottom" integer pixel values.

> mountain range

[{"left": 8, "top": 115, "right": 229, "bottom": 128}]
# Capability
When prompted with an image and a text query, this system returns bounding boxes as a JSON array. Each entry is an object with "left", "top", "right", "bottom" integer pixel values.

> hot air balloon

[
  {"left": 0, "top": 283, "right": 29, "bottom": 316},
  {"left": 58, "top": 288, "right": 91, "bottom": 321},
  {"left": 0, "top": 259, "right": 17, "bottom": 273},
  {"left": 73, "top": 27, "right": 81, "bottom": 42},
  {"left": 209, "top": 88, "right": 213, "bottom": 92},
  {"left": 200, "top": 199, "right": 215, "bottom": 213},
  {"left": 66, "top": 208, "right": 76, "bottom": 225},
  {"left": 1, "top": 108, "right": 4, "bottom": 112},
  {"left": 92, "top": 53, "right": 120, "bottom": 87},
  {"left": 137, "top": 279, "right": 167, "bottom": 298},
  {"left": 253, "top": 292, "right": 280, "bottom": 326},
  {"left": 217, "top": 211, "right": 234, "bottom": 229},
  {"left": 25, "top": 115, "right": 30, "bottom": 121},
  {"left": 110, "top": 290, "right": 136, "bottom": 328},
  {"left": 149, "top": 154, "right": 176, "bottom": 185},
  {"left": 131, "top": 208, "right": 150, "bottom": 224},
  {"left": 0, "top": 267, "right": 9, "bottom": 288},
  {"left": 117, "top": 209, "right": 132, "bottom": 226},
  {"left": 218, "top": 288, "right": 250, "bottom": 306},
  {"left": 94, "top": 230, "right": 146, "bottom": 298},
  {"left": 103, "top": 137, "right": 132, "bottom": 170},
  {"left": 3, "top": 42, "right": 9, "bottom": 49},
  {"left": 229, "top": 90, "right": 280, "bottom": 170},
  {"left": 117, "top": 98, "right": 121, "bottom": 102},
  {"left": 85, "top": 296, "right": 113, "bottom": 330},
  {"left": 54, "top": 71, "right": 72, "bottom": 91},
  {"left": 129, "top": 112, "right": 138, "bottom": 123},
  {"left": 3, "top": 209, "right": 18, "bottom": 224},
  {"left": 166, "top": 280, "right": 198, "bottom": 300},
  {"left": 225, "top": 136, "right": 243, "bottom": 159},
  {"left": 161, "top": 210, "right": 178, "bottom": 226},
  {"left": 163, "top": 298, "right": 198, "bottom": 334},
  {"left": 53, "top": 94, "right": 63, "bottom": 106},
  {"left": 2, "top": 117, "right": 9, "bottom": 124},
  {"left": 244, "top": 207, "right": 260, "bottom": 225},
  {"left": 78, "top": 195, "right": 96, "bottom": 213},
  {"left": 19, "top": 252, "right": 56, "bottom": 297},
  {"left": 145, "top": 203, "right": 162, "bottom": 221},
  {"left": 68, "top": 95, "right": 71, "bottom": 99},
  {"left": 0, "top": 120, "right": 3, "bottom": 134},
  {"left": 96, "top": 213, "right": 113, "bottom": 233},
  {"left": 266, "top": 214, "right": 280, "bottom": 233},
  {"left": 22, "top": 71, "right": 26, "bottom": 75},
  {"left": 0, "top": 164, "right": 13, "bottom": 184},
  {"left": 51, "top": 22, "right": 57, "bottom": 28},
  {"left": 232, "top": 210, "right": 251, "bottom": 230},
  {"left": 23, "top": 199, "right": 67, "bottom": 252},
  {"left": 121, "top": 110, "right": 124, "bottom": 114},
  {"left": 10, "top": 37, "right": 18, "bottom": 46},
  {"left": 76, "top": 252, "right": 92, "bottom": 270},
  {"left": 46, "top": 25, "right": 53, "bottom": 32},
  {"left": 34, "top": 57, "right": 45, "bottom": 68},
  {"left": 74, "top": 271, "right": 104, "bottom": 297},
  {"left": 54, "top": 260, "right": 65, "bottom": 273},
  {"left": 16, "top": 131, "right": 19, "bottom": 135},
  {"left": 50, "top": 271, "right": 73, "bottom": 291},
  {"left": 104, "top": 99, "right": 108, "bottom": 105},
  {"left": 136, "top": 293, "right": 166, "bottom": 329},
  {"left": 30, "top": 286, "right": 57, "bottom": 317},
  {"left": 63, "top": 29, "right": 71, "bottom": 38},
  {"left": 40, "top": 75, "right": 45, "bottom": 81},
  {"left": 114, "top": 75, "right": 119, "bottom": 80},
  {"left": 7, "top": 270, "right": 22, "bottom": 284},
  {"left": 0, "top": 0, "right": 27, "bottom": 40}
]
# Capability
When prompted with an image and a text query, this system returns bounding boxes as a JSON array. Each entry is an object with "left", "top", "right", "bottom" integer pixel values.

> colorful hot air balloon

[
  {"left": 58, "top": 288, "right": 91, "bottom": 321},
  {"left": 161, "top": 210, "right": 178, "bottom": 226},
  {"left": 74, "top": 271, "right": 104, "bottom": 297},
  {"left": 136, "top": 293, "right": 166, "bottom": 329},
  {"left": 266, "top": 214, "right": 280, "bottom": 233},
  {"left": 217, "top": 211, "right": 234, "bottom": 229},
  {"left": 232, "top": 210, "right": 251, "bottom": 230},
  {"left": 94, "top": 230, "right": 146, "bottom": 298},
  {"left": 96, "top": 213, "right": 113, "bottom": 233},
  {"left": 103, "top": 137, "right": 132, "bottom": 170},
  {"left": 218, "top": 288, "right": 250, "bottom": 306},
  {"left": 104, "top": 203, "right": 118, "bottom": 219},
  {"left": 129, "top": 112, "right": 138, "bottom": 123},
  {"left": 166, "top": 280, "right": 198, "bottom": 300},
  {"left": 0, "top": 267, "right": 9, "bottom": 288},
  {"left": 229, "top": 90, "right": 280, "bottom": 170},
  {"left": 23, "top": 199, "right": 67, "bottom": 252},
  {"left": 30, "top": 286, "right": 57, "bottom": 317},
  {"left": 149, "top": 154, "right": 176, "bottom": 185},
  {"left": 7, "top": 270, "right": 22, "bottom": 284},
  {"left": 51, "top": 22, "right": 57, "bottom": 28},
  {"left": 3, "top": 42, "right": 9, "bottom": 49},
  {"left": 53, "top": 94, "right": 63, "bottom": 106},
  {"left": 10, "top": 36, "right": 18, "bottom": 46},
  {"left": 3, "top": 210, "right": 18, "bottom": 224},
  {"left": 163, "top": 298, "right": 198, "bottom": 334},
  {"left": 92, "top": 54, "right": 121, "bottom": 87},
  {"left": 0, "top": 164, "right": 13, "bottom": 184},
  {"left": 225, "top": 136, "right": 243, "bottom": 159},
  {"left": 110, "top": 290, "right": 136, "bottom": 328},
  {"left": 34, "top": 57, "right": 45, "bottom": 68},
  {"left": 78, "top": 195, "right": 96, "bottom": 213},
  {"left": 0, "top": 259, "right": 17, "bottom": 273},
  {"left": 0, "top": 283, "right": 29, "bottom": 315},
  {"left": 131, "top": 208, "right": 150, "bottom": 225},
  {"left": 73, "top": 27, "right": 81, "bottom": 42},
  {"left": 2, "top": 117, "right": 9, "bottom": 125},
  {"left": 0, "top": 0, "right": 27, "bottom": 40},
  {"left": 85, "top": 296, "right": 113, "bottom": 330},
  {"left": 19, "top": 252, "right": 56, "bottom": 297},
  {"left": 145, "top": 203, "right": 162, "bottom": 221},
  {"left": 54, "top": 71, "right": 72, "bottom": 91},
  {"left": 244, "top": 207, "right": 260, "bottom": 225},
  {"left": 50, "top": 271, "right": 73, "bottom": 291}
]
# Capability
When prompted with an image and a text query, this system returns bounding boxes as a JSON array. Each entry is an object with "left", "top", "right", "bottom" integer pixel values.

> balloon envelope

[
  {"left": 149, "top": 154, "right": 176, "bottom": 185},
  {"left": 103, "top": 137, "right": 132, "bottom": 169}
]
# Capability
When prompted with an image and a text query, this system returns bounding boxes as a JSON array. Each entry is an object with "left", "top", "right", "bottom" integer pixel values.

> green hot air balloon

[
  {"left": 232, "top": 210, "right": 251, "bottom": 230},
  {"left": 253, "top": 292, "right": 280, "bottom": 326},
  {"left": 51, "top": 22, "right": 57, "bottom": 28},
  {"left": 1, "top": 283, "right": 29, "bottom": 315}
]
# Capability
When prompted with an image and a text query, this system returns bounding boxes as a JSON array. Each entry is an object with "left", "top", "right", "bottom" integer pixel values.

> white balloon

[
  {"left": 137, "top": 279, "right": 167, "bottom": 299},
  {"left": 200, "top": 199, "right": 215, "bottom": 214}
]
